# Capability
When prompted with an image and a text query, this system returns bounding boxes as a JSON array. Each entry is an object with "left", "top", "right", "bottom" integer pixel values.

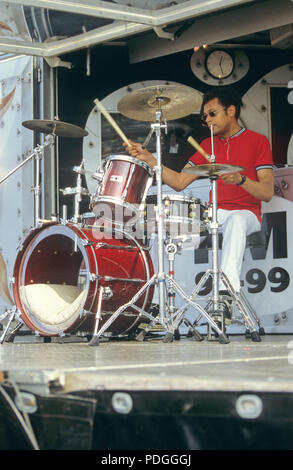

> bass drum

[{"left": 13, "top": 222, "right": 154, "bottom": 337}]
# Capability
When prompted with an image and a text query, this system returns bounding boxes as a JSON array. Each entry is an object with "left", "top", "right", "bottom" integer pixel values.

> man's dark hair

[{"left": 200, "top": 87, "right": 243, "bottom": 120}]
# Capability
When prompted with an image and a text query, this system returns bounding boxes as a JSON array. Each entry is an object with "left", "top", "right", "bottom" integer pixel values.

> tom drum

[{"left": 90, "top": 155, "right": 154, "bottom": 226}]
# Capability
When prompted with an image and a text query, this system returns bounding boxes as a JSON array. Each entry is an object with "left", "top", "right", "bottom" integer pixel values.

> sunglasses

[{"left": 200, "top": 106, "right": 227, "bottom": 123}]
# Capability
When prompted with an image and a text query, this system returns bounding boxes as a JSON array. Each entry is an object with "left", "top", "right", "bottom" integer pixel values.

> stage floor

[{"left": 1, "top": 333, "right": 293, "bottom": 395}]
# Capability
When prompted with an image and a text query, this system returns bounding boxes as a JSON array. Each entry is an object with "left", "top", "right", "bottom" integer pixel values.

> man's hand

[
  {"left": 221, "top": 172, "right": 242, "bottom": 185},
  {"left": 123, "top": 140, "right": 156, "bottom": 168}
]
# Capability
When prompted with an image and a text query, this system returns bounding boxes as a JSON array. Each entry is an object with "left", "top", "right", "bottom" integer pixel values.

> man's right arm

[{"left": 124, "top": 140, "right": 199, "bottom": 191}]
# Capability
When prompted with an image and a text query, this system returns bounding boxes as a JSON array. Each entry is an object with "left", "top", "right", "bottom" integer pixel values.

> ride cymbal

[
  {"left": 183, "top": 163, "right": 245, "bottom": 177},
  {"left": 22, "top": 119, "right": 88, "bottom": 138},
  {"left": 117, "top": 84, "right": 202, "bottom": 122}
]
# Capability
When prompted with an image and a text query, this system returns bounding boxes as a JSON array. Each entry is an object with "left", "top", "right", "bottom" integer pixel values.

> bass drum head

[{"left": 13, "top": 223, "right": 154, "bottom": 337}]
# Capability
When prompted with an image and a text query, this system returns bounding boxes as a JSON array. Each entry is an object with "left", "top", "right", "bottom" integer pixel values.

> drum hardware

[
  {"left": 163, "top": 239, "right": 204, "bottom": 342},
  {"left": 91, "top": 169, "right": 104, "bottom": 182},
  {"left": 97, "top": 242, "right": 137, "bottom": 250},
  {"left": 102, "top": 276, "right": 148, "bottom": 283},
  {"left": 60, "top": 160, "right": 90, "bottom": 224},
  {"left": 88, "top": 272, "right": 158, "bottom": 345},
  {"left": 182, "top": 126, "right": 262, "bottom": 342},
  {"left": 20, "top": 119, "right": 87, "bottom": 226},
  {"left": 81, "top": 309, "right": 93, "bottom": 318},
  {"left": 80, "top": 239, "right": 93, "bottom": 247},
  {"left": 197, "top": 275, "right": 262, "bottom": 341},
  {"left": 0, "top": 306, "right": 22, "bottom": 344},
  {"left": 61, "top": 205, "right": 68, "bottom": 223},
  {"left": 88, "top": 273, "right": 101, "bottom": 282},
  {"left": 73, "top": 165, "right": 102, "bottom": 181},
  {"left": 88, "top": 286, "right": 105, "bottom": 346},
  {"left": 238, "top": 289, "right": 265, "bottom": 337},
  {"left": 0, "top": 133, "right": 55, "bottom": 228},
  {"left": 89, "top": 271, "right": 146, "bottom": 283}
]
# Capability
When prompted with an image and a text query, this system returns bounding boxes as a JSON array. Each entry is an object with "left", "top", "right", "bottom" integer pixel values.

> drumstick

[
  {"left": 187, "top": 136, "right": 211, "bottom": 163},
  {"left": 94, "top": 98, "right": 130, "bottom": 146}
]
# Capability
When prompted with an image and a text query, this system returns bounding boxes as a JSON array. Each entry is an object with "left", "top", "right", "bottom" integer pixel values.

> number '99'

[
  {"left": 245, "top": 267, "right": 290, "bottom": 293},
  {"left": 195, "top": 267, "right": 290, "bottom": 295}
]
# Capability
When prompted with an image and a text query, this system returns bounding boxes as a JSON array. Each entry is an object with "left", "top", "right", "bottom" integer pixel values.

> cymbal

[
  {"left": 117, "top": 84, "right": 202, "bottom": 122},
  {"left": 22, "top": 119, "right": 88, "bottom": 138},
  {"left": 183, "top": 163, "right": 245, "bottom": 177}
]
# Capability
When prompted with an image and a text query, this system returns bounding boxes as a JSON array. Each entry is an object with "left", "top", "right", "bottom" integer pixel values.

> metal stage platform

[{"left": 1, "top": 333, "right": 293, "bottom": 451}]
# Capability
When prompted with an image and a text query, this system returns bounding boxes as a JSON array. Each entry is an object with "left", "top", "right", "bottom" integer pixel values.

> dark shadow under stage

[{"left": 1, "top": 333, "right": 293, "bottom": 451}]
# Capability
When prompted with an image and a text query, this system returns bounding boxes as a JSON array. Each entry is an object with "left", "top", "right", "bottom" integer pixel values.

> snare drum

[
  {"left": 12, "top": 222, "right": 154, "bottom": 337},
  {"left": 140, "top": 194, "right": 207, "bottom": 240},
  {"left": 90, "top": 155, "right": 154, "bottom": 226}
]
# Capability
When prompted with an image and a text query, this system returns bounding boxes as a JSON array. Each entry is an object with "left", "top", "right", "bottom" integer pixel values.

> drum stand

[
  {"left": 60, "top": 160, "right": 90, "bottom": 223},
  {"left": 88, "top": 111, "right": 230, "bottom": 345},
  {"left": 162, "top": 238, "right": 204, "bottom": 342}
]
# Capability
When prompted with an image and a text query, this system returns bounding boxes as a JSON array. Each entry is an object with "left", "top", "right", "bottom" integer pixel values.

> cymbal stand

[
  {"left": 208, "top": 124, "right": 221, "bottom": 329},
  {"left": 153, "top": 109, "right": 168, "bottom": 325},
  {"left": 0, "top": 133, "right": 55, "bottom": 228},
  {"left": 88, "top": 112, "right": 230, "bottom": 345},
  {"left": 172, "top": 125, "right": 262, "bottom": 341}
]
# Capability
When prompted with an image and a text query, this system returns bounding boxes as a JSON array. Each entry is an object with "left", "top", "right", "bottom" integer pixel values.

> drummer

[{"left": 124, "top": 87, "right": 274, "bottom": 296}]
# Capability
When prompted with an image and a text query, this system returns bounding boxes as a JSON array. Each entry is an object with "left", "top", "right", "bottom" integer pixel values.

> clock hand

[{"left": 219, "top": 56, "right": 224, "bottom": 74}]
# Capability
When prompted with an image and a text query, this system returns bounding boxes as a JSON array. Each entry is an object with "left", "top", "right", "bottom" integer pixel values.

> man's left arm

[
  {"left": 221, "top": 169, "right": 274, "bottom": 202},
  {"left": 238, "top": 169, "right": 274, "bottom": 202},
  {"left": 222, "top": 134, "right": 274, "bottom": 202}
]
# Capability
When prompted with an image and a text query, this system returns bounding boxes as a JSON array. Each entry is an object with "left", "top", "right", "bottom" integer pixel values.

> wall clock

[
  {"left": 205, "top": 49, "right": 234, "bottom": 79},
  {"left": 190, "top": 48, "right": 249, "bottom": 85}
]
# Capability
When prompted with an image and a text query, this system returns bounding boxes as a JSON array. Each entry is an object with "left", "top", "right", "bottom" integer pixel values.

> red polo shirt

[{"left": 188, "top": 128, "right": 273, "bottom": 221}]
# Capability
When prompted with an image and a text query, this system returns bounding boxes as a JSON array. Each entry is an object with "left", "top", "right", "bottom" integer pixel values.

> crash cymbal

[
  {"left": 183, "top": 163, "right": 245, "bottom": 177},
  {"left": 22, "top": 119, "right": 88, "bottom": 138},
  {"left": 117, "top": 84, "right": 202, "bottom": 122}
]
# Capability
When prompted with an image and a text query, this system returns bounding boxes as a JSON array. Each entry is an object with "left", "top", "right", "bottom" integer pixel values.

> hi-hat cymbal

[
  {"left": 183, "top": 163, "right": 245, "bottom": 177},
  {"left": 117, "top": 84, "right": 202, "bottom": 122},
  {"left": 22, "top": 119, "right": 88, "bottom": 138}
]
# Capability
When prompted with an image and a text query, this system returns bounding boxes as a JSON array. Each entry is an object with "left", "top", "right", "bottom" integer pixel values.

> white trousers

[{"left": 217, "top": 209, "right": 261, "bottom": 292}]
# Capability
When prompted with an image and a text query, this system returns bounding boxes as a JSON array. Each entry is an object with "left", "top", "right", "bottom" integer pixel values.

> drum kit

[{"left": 0, "top": 84, "right": 262, "bottom": 345}]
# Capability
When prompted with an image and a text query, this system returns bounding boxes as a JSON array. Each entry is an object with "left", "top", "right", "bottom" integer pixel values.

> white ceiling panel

[{"left": 0, "top": 0, "right": 265, "bottom": 57}]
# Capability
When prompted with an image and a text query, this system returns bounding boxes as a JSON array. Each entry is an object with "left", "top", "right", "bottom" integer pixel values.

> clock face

[{"left": 205, "top": 50, "right": 234, "bottom": 79}]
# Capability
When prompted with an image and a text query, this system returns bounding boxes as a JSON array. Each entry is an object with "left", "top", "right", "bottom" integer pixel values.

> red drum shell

[
  {"left": 13, "top": 222, "right": 154, "bottom": 336},
  {"left": 91, "top": 155, "right": 153, "bottom": 225},
  {"left": 81, "top": 212, "right": 98, "bottom": 227}
]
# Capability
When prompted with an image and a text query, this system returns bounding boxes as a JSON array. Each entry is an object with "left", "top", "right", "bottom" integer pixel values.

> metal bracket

[{"left": 153, "top": 26, "right": 174, "bottom": 40}]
